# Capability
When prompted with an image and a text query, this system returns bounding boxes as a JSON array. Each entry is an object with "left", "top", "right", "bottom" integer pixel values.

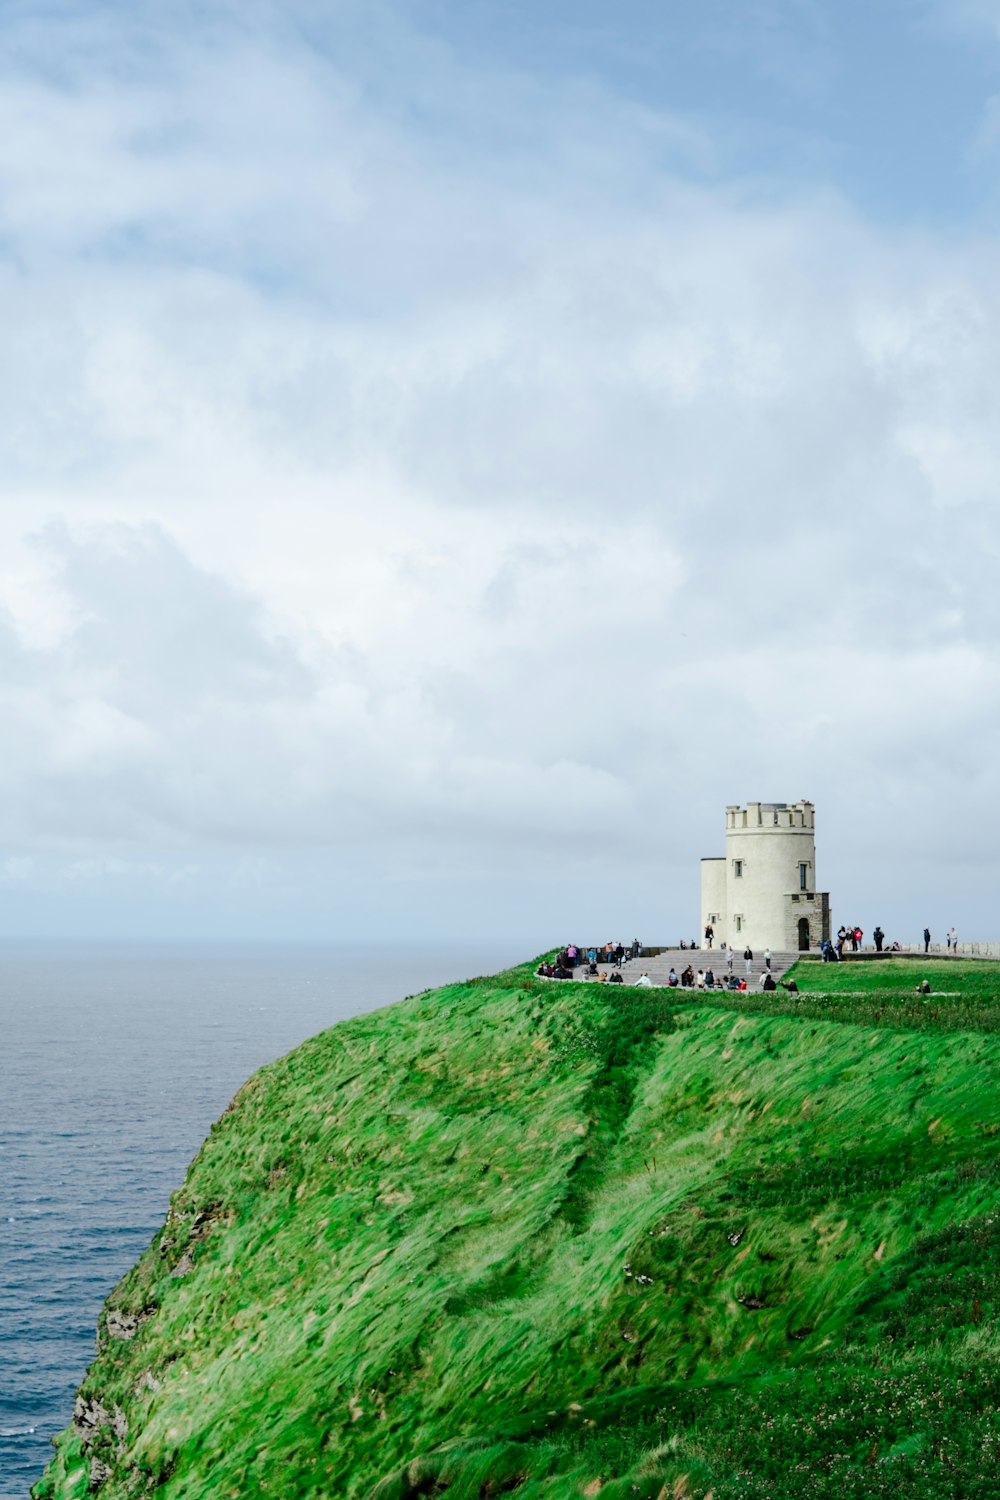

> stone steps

[{"left": 573, "top": 948, "right": 802, "bottom": 987}]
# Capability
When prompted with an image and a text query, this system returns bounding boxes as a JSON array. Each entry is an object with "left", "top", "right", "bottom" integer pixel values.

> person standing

[
  {"left": 726, "top": 946, "right": 735, "bottom": 974},
  {"left": 873, "top": 926, "right": 884, "bottom": 953},
  {"left": 744, "top": 945, "right": 753, "bottom": 977},
  {"left": 705, "top": 923, "right": 714, "bottom": 949},
  {"left": 951, "top": 926, "right": 958, "bottom": 953},
  {"left": 923, "top": 927, "right": 931, "bottom": 954},
  {"left": 764, "top": 947, "right": 772, "bottom": 972}
]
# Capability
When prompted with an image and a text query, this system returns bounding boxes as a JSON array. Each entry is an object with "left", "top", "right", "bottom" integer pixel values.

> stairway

[{"left": 579, "top": 947, "right": 803, "bottom": 988}]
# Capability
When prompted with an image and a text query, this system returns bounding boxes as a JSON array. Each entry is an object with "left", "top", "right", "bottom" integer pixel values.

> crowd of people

[
  {"left": 822, "top": 924, "right": 963, "bottom": 959},
  {"left": 540, "top": 924, "right": 962, "bottom": 982},
  {"left": 537, "top": 919, "right": 958, "bottom": 988},
  {"left": 669, "top": 964, "right": 746, "bottom": 991},
  {"left": 536, "top": 941, "right": 642, "bottom": 981},
  {"left": 664, "top": 965, "right": 798, "bottom": 994},
  {"left": 820, "top": 924, "right": 906, "bottom": 961},
  {"left": 536, "top": 943, "right": 800, "bottom": 994}
]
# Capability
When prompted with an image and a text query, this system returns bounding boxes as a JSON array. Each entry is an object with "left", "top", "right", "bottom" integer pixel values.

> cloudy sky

[{"left": 1, "top": 0, "right": 999, "bottom": 944}]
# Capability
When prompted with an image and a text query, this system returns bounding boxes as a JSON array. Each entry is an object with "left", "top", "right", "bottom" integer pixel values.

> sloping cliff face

[{"left": 35, "top": 960, "right": 1000, "bottom": 1499}]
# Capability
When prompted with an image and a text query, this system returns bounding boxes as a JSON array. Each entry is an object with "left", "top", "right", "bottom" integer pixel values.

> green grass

[
  {"left": 34, "top": 956, "right": 1000, "bottom": 1499},
  {"left": 681, "top": 954, "right": 1000, "bottom": 1034}
]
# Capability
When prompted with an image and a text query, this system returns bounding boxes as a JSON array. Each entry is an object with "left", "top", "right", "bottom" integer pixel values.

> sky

[{"left": 2, "top": 0, "right": 1000, "bottom": 944}]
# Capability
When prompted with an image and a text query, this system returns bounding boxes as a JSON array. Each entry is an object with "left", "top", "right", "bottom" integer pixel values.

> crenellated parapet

[{"left": 725, "top": 800, "right": 815, "bottom": 831}]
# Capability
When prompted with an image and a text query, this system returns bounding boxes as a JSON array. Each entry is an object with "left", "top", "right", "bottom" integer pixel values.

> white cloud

[
  {"left": 921, "top": 1, "right": 1000, "bottom": 42},
  {"left": 0, "top": 2, "right": 999, "bottom": 938}
]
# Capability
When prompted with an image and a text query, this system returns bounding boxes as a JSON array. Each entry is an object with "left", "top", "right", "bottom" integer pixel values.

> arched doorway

[{"left": 797, "top": 917, "right": 810, "bottom": 951}]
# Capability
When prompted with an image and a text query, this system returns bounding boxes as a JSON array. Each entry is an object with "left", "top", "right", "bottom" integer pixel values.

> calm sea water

[{"left": 0, "top": 941, "right": 524, "bottom": 1499}]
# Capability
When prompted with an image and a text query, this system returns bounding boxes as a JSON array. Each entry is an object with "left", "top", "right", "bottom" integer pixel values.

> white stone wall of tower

[
  {"left": 726, "top": 802, "right": 816, "bottom": 951},
  {"left": 700, "top": 859, "right": 727, "bottom": 945}
]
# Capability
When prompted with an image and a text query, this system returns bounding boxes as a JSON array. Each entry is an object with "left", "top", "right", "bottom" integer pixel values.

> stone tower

[{"left": 700, "top": 800, "right": 831, "bottom": 952}]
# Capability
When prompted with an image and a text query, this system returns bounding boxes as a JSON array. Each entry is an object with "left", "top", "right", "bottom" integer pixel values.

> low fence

[
  {"left": 844, "top": 942, "right": 1000, "bottom": 960},
  {"left": 567, "top": 947, "right": 667, "bottom": 961}
]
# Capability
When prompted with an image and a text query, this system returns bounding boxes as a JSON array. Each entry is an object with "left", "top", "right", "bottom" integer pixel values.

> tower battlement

[{"left": 725, "top": 800, "right": 814, "bottom": 832}]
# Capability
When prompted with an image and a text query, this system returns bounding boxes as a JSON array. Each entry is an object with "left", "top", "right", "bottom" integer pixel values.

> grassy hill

[{"left": 34, "top": 955, "right": 1000, "bottom": 1499}]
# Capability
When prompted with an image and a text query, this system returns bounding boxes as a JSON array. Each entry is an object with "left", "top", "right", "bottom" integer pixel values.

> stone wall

[
  {"left": 782, "top": 891, "right": 830, "bottom": 950},
  {"left": 700, "top": 858, "right": 727, "bottom": 943}
]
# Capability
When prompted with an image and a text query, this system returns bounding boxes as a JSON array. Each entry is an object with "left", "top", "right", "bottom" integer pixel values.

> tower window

[
  {"left": 734, "top": 859, "right": 743, "bottom": 878},
  {"left": 799, "top": 863, "right": 808, "bottom": 890},
  {"left": 735, "top": 914, "right": 743, "bottom": 932}
]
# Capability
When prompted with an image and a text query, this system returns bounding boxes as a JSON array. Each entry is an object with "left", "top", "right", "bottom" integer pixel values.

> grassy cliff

[{"left": 35, "top": 956, "right": 1000, "bottom": 1499}]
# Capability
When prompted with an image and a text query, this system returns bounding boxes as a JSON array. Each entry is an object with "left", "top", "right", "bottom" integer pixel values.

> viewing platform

[{"left": 560, "top": 948, "right": 800, "bottom": 985}]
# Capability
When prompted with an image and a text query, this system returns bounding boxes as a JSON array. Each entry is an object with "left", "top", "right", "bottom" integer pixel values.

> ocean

[{"left": 0, "top": 941, "right": 525, "bottom": 1499}]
